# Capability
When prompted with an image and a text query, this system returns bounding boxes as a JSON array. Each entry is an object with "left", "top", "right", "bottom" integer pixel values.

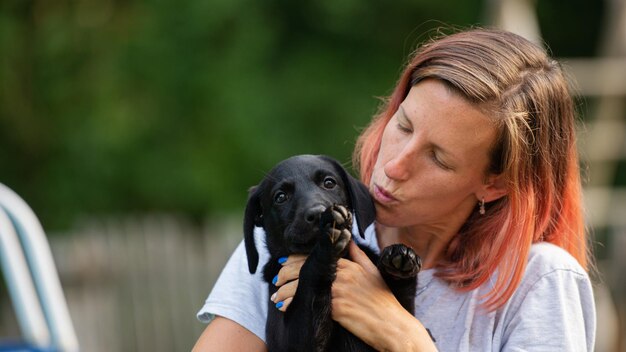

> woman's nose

[{"left": 383, "top": 153, "right": 412, "bottom": 181}]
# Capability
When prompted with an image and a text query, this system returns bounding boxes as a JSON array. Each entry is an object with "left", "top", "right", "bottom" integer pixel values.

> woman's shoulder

[
  {"left": 525, "top": 242, "right": 587, "bottom": 277},
  {"left": 514, "top": 242, "right": 592, "bottom": 303},
  {"left": 499, "top": 242, "right": 596, "bottom": 350}
]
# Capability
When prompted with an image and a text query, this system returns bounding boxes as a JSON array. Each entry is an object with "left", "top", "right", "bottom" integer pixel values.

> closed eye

[
  {"left": 397, "top": 123, "right": 412, "bottom": 134},
  {"left": 396, "top": 106, "right": 413, "bottom": 134},
  {"left": 430, "top": 150, "right": 453, "bottom": 171}
]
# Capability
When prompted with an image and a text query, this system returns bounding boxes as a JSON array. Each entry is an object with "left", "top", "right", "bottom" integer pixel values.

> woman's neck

[{"left": 375, "top": 223, "right": 459, "bottom": 270}]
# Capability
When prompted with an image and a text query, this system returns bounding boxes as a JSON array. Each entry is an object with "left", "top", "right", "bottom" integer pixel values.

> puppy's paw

[
  {"left": 379, "top": 244, "right": 421, "bottom": 279},
  {"left": 320, "top": 205, "right": 352, "bottom": 255}
]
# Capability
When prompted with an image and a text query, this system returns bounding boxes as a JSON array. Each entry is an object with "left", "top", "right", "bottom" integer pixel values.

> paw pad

[{"left": 380, "top": 244, "right": 421, "bottom": 279}]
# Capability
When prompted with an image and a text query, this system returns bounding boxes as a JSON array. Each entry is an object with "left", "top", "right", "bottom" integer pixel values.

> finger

[
  {"left": 337, "top": 257, "right": 359, "bottom": 270},
  {"left": 281, "top": 254, "right": 307, "bottom": 266},
  {"left": 271, "top": 279, "right": 299, "bottom": 303},
  {"left": 275, "top": 258, "right": 305, "bottom": 286},
  {"left": 347, "top": 241, "right": 378, "bottom": 273},
  {"left": 275, "top": 297, "right": 293, "bottom": 312}
]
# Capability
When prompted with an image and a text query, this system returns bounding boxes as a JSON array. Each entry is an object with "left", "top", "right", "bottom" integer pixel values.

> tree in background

[{"left": 0, "top": 0, "right": 603, "bottom": 230}]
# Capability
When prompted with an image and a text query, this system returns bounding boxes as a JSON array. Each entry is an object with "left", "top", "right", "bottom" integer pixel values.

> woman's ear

[{"left": 481, "top": 173, "right": 508, "bottom": 203}]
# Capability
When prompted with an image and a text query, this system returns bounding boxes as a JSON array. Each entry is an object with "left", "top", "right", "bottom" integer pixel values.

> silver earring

[{"left": 479, "top": 197, "right": 486, "bottom": 215}]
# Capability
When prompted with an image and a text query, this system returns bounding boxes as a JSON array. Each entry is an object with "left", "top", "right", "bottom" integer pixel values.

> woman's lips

[{"left": 373, "top": 184, "right": 398, "bottom": 204}]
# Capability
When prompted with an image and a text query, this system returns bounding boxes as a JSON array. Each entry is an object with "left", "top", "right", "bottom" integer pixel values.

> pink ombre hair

[{"left": 354, "top": 28, "right": 590, "bottom": 309}]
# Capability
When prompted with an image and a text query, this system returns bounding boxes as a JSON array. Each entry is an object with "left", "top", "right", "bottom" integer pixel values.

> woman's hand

[
  {"left": 332, "top": 242, "right": 438, "bottom": 352},
  {"left": 271, "top": 254, "right": 307, "bottom": 312}
]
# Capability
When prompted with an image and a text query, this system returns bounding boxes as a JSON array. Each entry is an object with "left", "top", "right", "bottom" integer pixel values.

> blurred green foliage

[{"left": 0, "top": 0, "right": 604, "bottom": 230}]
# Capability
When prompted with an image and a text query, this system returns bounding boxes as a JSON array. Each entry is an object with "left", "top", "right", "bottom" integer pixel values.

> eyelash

[
  {"left": 396, "top": 123, "right": 412, "bottom": 134},
  {"left": 430, "top": 151, "right": 452, "bottom": 170}
]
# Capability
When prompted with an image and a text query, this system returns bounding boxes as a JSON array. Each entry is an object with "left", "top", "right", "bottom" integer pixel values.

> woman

[{"left": 193, "top": 28, "right": 596, "bottom": 351}]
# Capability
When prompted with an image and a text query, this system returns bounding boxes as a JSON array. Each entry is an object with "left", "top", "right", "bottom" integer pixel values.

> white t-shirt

[{"left": 197, "top": 225, "right": 596, "bottom": 351}]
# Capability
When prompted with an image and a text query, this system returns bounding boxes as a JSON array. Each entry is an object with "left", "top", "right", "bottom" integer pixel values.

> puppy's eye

[
  {"left": 323, "top": 177, "right": 337, "bottom": 189},
  {"left": 274, "top": 191, "right": 288, "bottom": 204}
]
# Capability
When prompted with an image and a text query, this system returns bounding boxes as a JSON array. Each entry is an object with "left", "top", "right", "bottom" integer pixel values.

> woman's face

[{"left": 370, "top": 79, "right": 499, "bottom": 228}]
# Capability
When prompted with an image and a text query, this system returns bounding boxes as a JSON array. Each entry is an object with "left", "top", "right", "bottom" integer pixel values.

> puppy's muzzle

[
  {"left": 304, "top": 205, "right": 326, "bottom": 225},
  {"left": 287, "top": 205, "right": 327, "bottom": 252}
]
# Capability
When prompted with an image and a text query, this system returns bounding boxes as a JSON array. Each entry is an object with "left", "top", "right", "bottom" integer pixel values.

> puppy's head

[{"left": 243, "top": 155, "right": 375, "bottom": 273}]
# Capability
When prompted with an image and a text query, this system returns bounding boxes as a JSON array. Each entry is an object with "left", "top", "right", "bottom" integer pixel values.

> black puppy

[{"left": 244, "top": 155, "right": 421, "bottom": 352}]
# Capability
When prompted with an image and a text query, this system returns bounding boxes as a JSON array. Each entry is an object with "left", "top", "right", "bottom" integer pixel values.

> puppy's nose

[{"left": 304, "top": 205, "right": 326, "bottom": 224}]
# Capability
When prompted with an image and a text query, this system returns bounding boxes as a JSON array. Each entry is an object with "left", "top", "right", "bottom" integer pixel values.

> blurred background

[{"left": 0, "top": 0, "right": 625, "bottom": 351}]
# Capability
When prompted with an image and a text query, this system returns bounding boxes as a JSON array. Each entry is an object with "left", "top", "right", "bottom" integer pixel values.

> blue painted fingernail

[
  {"left": 278, "top": 256, "right": 288, "bottom": 264},
  {"left": 275, "top": 301, "right": 284, "bottom": 309},
  {"left": 272, "top": 275, "right": 278, "bottom": 285}
]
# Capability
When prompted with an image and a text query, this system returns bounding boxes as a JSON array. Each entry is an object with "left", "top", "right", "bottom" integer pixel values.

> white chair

[{"left": 0, "top": 183, "right": 79, "bottom": 352}]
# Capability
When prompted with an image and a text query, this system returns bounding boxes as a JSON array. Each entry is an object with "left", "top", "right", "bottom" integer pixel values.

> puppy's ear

[
  {"left": 321, "top": 156, "right": 376, "bottom": 238},
  {"left": 243, "top": 185, "right": 263, "bottom": 273}
]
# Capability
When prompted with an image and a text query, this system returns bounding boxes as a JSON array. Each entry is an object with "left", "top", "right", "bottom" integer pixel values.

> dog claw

[
  {"left": 331, "top": 209, "right": 345, "bottom": 225},
  {"left": 330, "top": 206, "right": 351, "bottom": 226},
  {"left": 329, "top": 228, "right": 341, "bottom": 243},
  {"left": 337, "top": 205, "right": 349, "bottom": 219},
  {"left": 333, "top": 229, "right": 351, "bottom": 251},
  {"left": 321, "top": 205, "right": 353, "bottom": 254}
]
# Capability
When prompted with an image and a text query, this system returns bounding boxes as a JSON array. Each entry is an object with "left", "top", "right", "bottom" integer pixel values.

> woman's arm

[
  {"left": 192, "top": 317, "right": 267, "bottom": 352},
  {"left": 331, "top": 242, "right": 438, "bottom": 352},
  {"left": 195, "top": 239, "right": 271, "bottom": 350}
]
